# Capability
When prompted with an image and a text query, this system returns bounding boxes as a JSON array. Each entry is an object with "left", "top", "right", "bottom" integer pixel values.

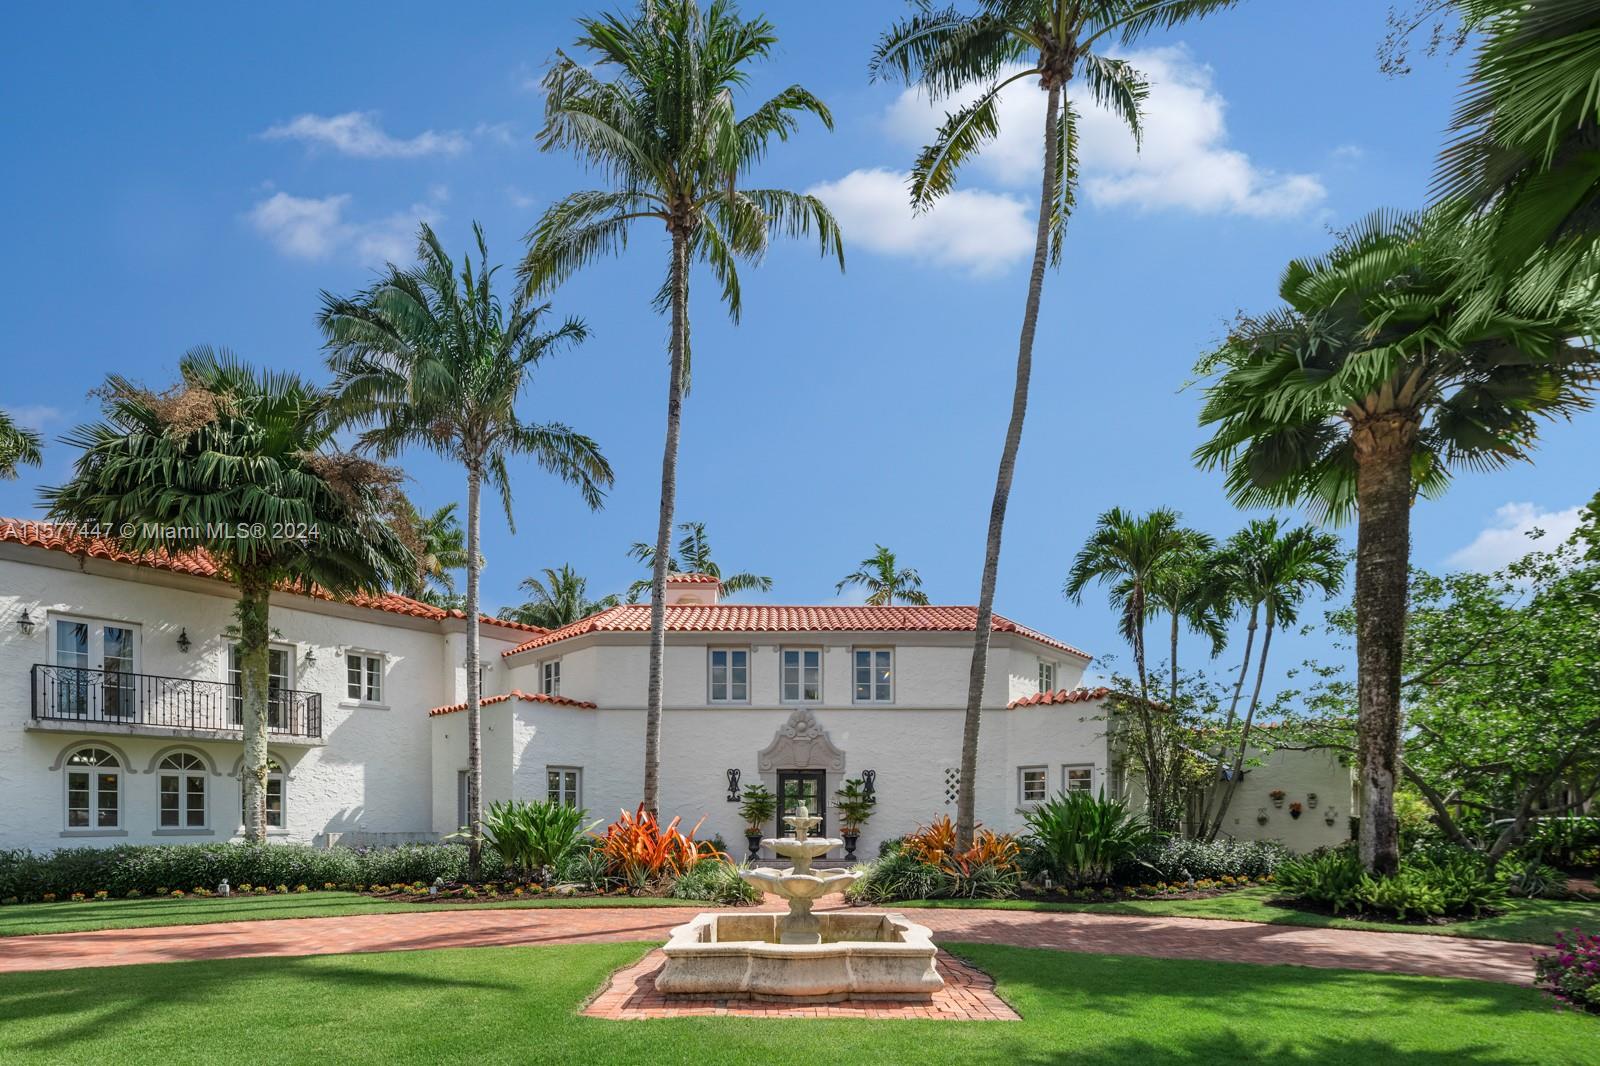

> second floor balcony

[{"left": 29, "top": 663, "right": 323, "bottom": 743}]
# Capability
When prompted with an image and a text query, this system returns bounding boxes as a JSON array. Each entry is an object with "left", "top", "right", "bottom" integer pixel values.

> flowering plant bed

[{"left": 1533, "top": 928, "right": 1600, "bottom": 1012}]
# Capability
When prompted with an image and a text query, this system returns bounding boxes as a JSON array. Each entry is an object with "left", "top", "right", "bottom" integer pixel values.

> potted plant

[
  {"left": 737, "top": 784, "right": 776, "bottom": 859},
  {"left": 832, "top": 778, "right": 876, "bottom": 860},
  {"left": 1269, "top": 789, "right": 1286, "bottom": 809},
  {"left": 1289, "top": 801, "right": 1303, "bottom": 820}
]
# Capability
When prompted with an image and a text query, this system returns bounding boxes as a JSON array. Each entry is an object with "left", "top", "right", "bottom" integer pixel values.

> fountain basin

[{"left": 656, "top": 912, "right": 944, "bottom": 1001}]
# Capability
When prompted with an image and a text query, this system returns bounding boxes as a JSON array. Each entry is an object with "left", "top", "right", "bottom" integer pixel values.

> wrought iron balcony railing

[{"left": 30, "top": 663, "right": 322, "bottom": 739}]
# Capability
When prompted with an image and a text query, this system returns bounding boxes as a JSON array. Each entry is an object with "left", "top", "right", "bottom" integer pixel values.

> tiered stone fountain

[{"left": 657, "top": 804, "right": 944, "bottom": 1001}]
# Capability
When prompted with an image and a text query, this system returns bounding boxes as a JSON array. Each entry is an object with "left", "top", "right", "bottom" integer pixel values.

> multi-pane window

[
  {"left": 1063, "top": 765, "right": 1094, "bottom": 793},
  {"left": 541, "top": 659, "right": 561, "bottom": 697},
  {"left": 159, "top": 752, "right": 208, "bottom": 828},
  {"left": 854, "top": 649, "right": 892, "bottom": 703},
  {"left": 1038, "top": 660, "right": 1056, "bottom": 694},
  {"left": 781, "top": 649, "right": 822, "bottom": 702},
  {"left": 1018, "top": 766, "right": 1048, "bottom": 805},
  {"left": 346, "top": 652, "right": 383, "bottom": 703},
  {"left": 240, "top": 757, "right": 286, "bottom": 829},
  {"left": 547, "top": 767, "right": 581, "bottom": 807},
  {"left": 65, "top": 747, "right": 120, "bottom": 829},
  {"left": 708, "top": 648, "right": 748, "bottom": 702},
  {"left": 52, "top": 617, "right": 138, "bottom": 717},
  {"left": 229, "top": 645, "right": 292, "bottom": 727}
]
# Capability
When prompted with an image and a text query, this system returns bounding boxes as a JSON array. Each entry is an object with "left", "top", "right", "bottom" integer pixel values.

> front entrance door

[{"left": 776, "top": 770, "right": 826, "bottom": 838}]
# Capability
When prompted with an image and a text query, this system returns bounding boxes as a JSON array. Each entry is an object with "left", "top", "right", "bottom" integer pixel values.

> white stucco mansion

[{"left": 0, "top": 521, "right": 1353, "bottom": 857}]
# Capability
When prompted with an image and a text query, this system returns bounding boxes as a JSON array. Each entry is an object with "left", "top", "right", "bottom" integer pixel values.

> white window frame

[
  {"left": 158, "top": 752, "right": 209, "bottom": 830},
  {"left": 345, "top": 649, "right": 386, "bottom": 705},
  {"left": 852, "top": 647, "right": 894, "bottom": 704},
  {"left": 1038, "top": 659, "right": 1056, "bottom": 694},
  {"left": 1018, "top": 765, "right": 1049, "bottom": 806},
  {"left": 228, "top": 642, "right": 295, "bottom": 727},
  {"left": 63, "top": 746, "right": 123, "bottom": 831},
  {"left": 707, "top": 647, "right": 750, "bottom": 704},
  {"left": 1062, "top": 763, "right": 1095, "bottom": 794},
  {"left": 49, "top": 613, "right": 142, "bottom": 719},
  {"left": 540, "top": 659, "right": 562, "bottom": 698},
  {"left": 547, "top": 766, "right": 582, "bottom": 807},
  {"left": 239, "top": 757, "right": 287, "bottom": 831},
  {"left": 780, "top": 647, "right": 823, "bottom": 703}
]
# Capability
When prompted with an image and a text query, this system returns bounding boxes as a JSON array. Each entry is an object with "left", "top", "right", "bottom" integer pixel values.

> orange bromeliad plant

[
  {"left": 902, "top": 814, "right": 1020, "bottom": 875},
  {"left": 595, "top": 804, "right": 720, "bottom": 889}
]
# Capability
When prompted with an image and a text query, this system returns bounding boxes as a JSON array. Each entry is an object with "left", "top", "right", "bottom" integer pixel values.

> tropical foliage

[
  {"left": 1021, "top": 790, "right": 1152, "bottom": 888},
  {"left": 626, "top": 521, "right": 772, "bottom": 602},
  {"left": 481, "top": 799, "right": 596, "bottom": 877},
  {"left": 500, "top": 564, "right": 620, "bottom": 628},
  {"left": 1276, "top": 848, "right": 1506, "bottom": 921},
  {"left": 851, "top": 814, "right": 1022, "bottom": 902},
  {"left": 835, "top": 544, "right": 929, "bottom": 604},
  {"left": 387, "top": 499, "right": 469, "bottom": 605},
  {"left": 594, "top": 805, "right": 716, "bottom": 890},
  {"left": 736, "top": 783, "right": 777, "bottom": 835},
  {"left": 0, "top": 408, "right": 42, "bottom": 478},
  {"left": 832, "top": 778, "right": 877, "bottom": 832}
]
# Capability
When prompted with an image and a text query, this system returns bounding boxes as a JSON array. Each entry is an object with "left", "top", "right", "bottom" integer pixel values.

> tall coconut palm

[
  {"left": 626, "top": 520, "right": 772, "bottom": 602},
  {"left": 524, "top": 0, "right": 844, "bottom": 814},
  {"left": 1064, "top": 507, "right": 1194, "bottom": 828},
  {"left": 873, "top": 0, "right": 1240, "bottom": 847},
  {"left": 321, "top": 222, "right": 614, "bottom": 875},
  {"left": 42, "top": 349, "right": 413, "bottom": 841},
  {"left": 501, "top": 564, "right": 621, "bottom": 629},
  {"left": 836, "top": 544, "right": 931, "bottom": 605},
  {"left": 1197, "top": 520, "right": 1345, "bottom": 841},
  {"left": 1193, "top": 208, "right": 1600, "bottom": 872},
  {"left": 389, "top": 499, "right": 470, "bottom": 604},
  {"left": 0, "top": 409, "right": 42, "bottom": 478}
]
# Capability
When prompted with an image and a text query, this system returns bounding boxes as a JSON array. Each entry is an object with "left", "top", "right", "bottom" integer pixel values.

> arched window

[
  {"left": 158, "top": 752, "right": 207, "bottom": 829},
  {"left": 65, "top": 747, "right": 121, "bottom": 830},
  {"left": 240, "top": 757, "right": 286, "bottom": 830}
]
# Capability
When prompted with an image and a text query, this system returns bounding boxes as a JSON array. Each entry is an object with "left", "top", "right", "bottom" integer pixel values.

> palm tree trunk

[
  {"left": 1200, "top": 600, "right": 1259, "bottom": 840},
  {"left": 1209, "top": 606, "right": 1277, "bottom": 839},
  {"left": 237, "top": 573, "right": 272, "bottom": 845},
  {"left": 643, "top": 227, "right": 690, "bottom": 816},
  {"left": 1131, "top": 600, "right": 1165, "bottom": 830},
  {"left": 1352, "top": 415, "right": 1417, "bottom": 876},
  {"left": 955, "top": 81, "right": 1062, "bottom": 851},
  {"left": 465, "top": 465, "right": 484, "bottom": 878}
]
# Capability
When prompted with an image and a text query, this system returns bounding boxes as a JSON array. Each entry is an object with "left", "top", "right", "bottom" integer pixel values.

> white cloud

[
  {"left": 806, "top": 167, "right": 1034, "bottom": 275},
  {"left": 506, "top": 186, "right": 537, "bottom": 210},
  {"left": 1331, "top": 143, "right": 1365, "bottom": 161},
  {"left": 8, "top": 405, "right": 62, "bottom": 431},
  {"left": 883, "top": 46, "right": 1324, "bottom": 219},
  {"left": 261, "top": 111, "right": 467, "bottom": 159},
  {"left": 247, "top": 191, "right": 443, "bottom": 264},
  {"left": 1445, "top": 502, "right": 1584, "bottom": 571}
]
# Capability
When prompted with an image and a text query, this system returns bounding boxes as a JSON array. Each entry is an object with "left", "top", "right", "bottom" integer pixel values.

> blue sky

[{"left": 3, "top": 2, "right": 1594, "bottom": 694}]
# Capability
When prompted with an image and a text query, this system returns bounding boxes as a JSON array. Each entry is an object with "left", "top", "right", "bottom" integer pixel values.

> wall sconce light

[
  {"left": 304, "top": 647, "right": 317, "bottom": 666},
  {"left": 17, "top": 609, "right": 35, "bottom": 636},
  {"left": 725, "top": 768, "right": 742, "bottom": 803},
  {"left": 862, "top": 769, "right": 877, "bottom": 798},
  {"left": 1324, "top": 807, "right": 1337, "bottom": 826},
  {"left": 176, "top": 628, "right": 192, "bottom": 653},
  {"left": 1307, "top": 792, "right": 1319, "bottom": 809}
]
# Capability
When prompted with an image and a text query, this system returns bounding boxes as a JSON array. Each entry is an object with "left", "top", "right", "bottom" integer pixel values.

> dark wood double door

[{"left": 776, "top": 769, "right": 825, "bottom": 837}]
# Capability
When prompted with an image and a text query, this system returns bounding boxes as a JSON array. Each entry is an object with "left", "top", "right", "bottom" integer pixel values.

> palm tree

[
  {"left": 1193, "top": 208, "right": 1600, "bottom": 873},
  {"left": 389, "top": 499, "right": 470, "bottom": 604},
  {"left": 524, "top": 0, "right": 844, "bottom": 814},
  {"left": 836, "top": 544, "right": 931, "bottom": 605},
  {"left": 42, "top": 349, "right": 413, "bottom": 841},
  {"left": 1064, "top": 507, "right": 1194, "bottom": 828},
  {"left": 501, "top": 564, "right": 621, "bottom": 629},
  {"left": 0, "top": 408, "right": 42, "bottom": 478},
  {"left": 320, "top": 222, "right": 614, "bottom": 875},
  {"left": 873, "top": 0, "right": 1240, "bottom": 848},
  {"left": 1143, "top": 529, "right": 1227, "bottom": 711},
  {"left": 626, "top": 520, "right": 772, "bottom": 602},
  {"left": 1197, "top": 520, "right": 1345, "bottom": 841}
]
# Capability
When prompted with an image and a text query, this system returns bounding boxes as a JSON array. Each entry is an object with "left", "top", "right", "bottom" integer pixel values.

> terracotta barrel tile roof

[
  {"left": 427, "top": 689, "right": 597, "bottom": 715},
  {"left": 664, "top": 572, "right": 720, "bottom": 584},
  {"left": 504, "top": 603, "right": 1090, "bottom": 659},
  {"left": 1007, "top": 686, "right": 1113, "bottom": 709}
]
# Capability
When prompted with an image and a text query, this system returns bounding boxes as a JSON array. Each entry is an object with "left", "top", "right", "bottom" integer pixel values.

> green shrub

[
  {"left": 552, "top": 843, "right": 611, "bottom": 891},
  {"left": 948, "top": 858, "right": 1022, "bottom": 900},
  {"left": 1526, "top": 817, "right": 1600, "bottom": 869},
  {"left": 482, "top": 799, "right": 595, "bottom": 878},
  {"left": 1277, "top": 848, "right": 1505, "bottom": 920},
  {"left": 846, "top": 852, "right": 955, "bottom": 904},
  {"left": 1120, "top": 837, "right": 1287, "bottom": 884},
  {"left": 1416, "top": 852, "right": 1507, "bottom": 917},
  {"left": 1505, "top": 857, "right": 1569, "bottom": 899},
  {"left": 1276, "top": 851, "right": 1370, "bottom": 913},
  {"left": 1021, "top": 791, "right": 1152, "bottom": 888},
  {"left": 669, "top": 859, "right": 760, "bottom": 905}
]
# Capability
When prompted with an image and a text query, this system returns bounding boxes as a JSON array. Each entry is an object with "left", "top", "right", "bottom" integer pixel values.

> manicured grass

[
  {"left": 894, "top": 886, "right": 1600, "bottom": 945},
  {"left": 0, "top": 891, "right": 693, "bottom": 937},
  {"left": 0, "top": 941, "right": 1589, "bottom": 1065}
]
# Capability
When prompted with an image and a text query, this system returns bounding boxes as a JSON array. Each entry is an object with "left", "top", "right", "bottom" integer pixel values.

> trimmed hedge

[{"left": 0, "top": 843, "right": 471, "bottom": 901}]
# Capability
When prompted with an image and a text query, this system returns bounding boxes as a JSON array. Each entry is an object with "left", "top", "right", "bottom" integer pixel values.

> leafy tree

[
  {"left": 42, "top": 349, "right": 413, "bottom": 841},
  {"left": 501, "top": 564, "right": 621, "bottom": 629},
  {"left": 388, "top": 499, "right": 469, "bottom": 604},
  {"left": 873, "top": 0, "right": 1240, "bottom": 848},
  {"left": 0, "top": 409, "right": 42, "bottom": 478},
  {"left": 835, "top": 544, "right": 930, "bottom": 605},
  {"left": 524, "top": 0, "right": 843, "bottom": 814},
  {"left": 320, "top": 222, "right": 613, "bottom": 874},
  {"left": 626, "top": 521, "right": 772, "bottom": 602},
  {"left": 1193, "top": 208, "right": 1600, "bottom": 873}
]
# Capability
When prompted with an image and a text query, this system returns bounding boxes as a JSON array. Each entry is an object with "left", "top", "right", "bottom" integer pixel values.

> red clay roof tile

[{"left": 427, "top": 689, "right": 597, "bottom": 715}]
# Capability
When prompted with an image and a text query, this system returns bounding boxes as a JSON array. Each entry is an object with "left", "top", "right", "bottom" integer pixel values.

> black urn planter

[
  {"left": 841, "top": 831, "right": 860, "bottom": 861},
  {"left": 745, "top": 833, "right": 763, "bottom": 860}
]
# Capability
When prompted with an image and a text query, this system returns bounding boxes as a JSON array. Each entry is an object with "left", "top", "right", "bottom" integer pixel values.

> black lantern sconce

[
  {"left": 862, "top": 769, "right": 877, "bottom": 798},
  {"left": 304, "top": 646, "right": 317, "bottom": 667},
  {"left": 17, "top": 608, "right": 35, "bottom": 636},
  {"left": 176, "top": 628, "right": 192, "bottom": 653},
  {"left": 725, "top": 768, "right": 742, "bottom": 802}
]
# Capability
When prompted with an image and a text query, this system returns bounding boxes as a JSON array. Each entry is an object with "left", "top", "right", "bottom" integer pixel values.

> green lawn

[
  {"left": 0, "top": 941, "right": 1589, "bottom": 1065},
  {"left": 893, "top": 886, "right": 1600, "bottom": 945},
  {"left": 0, "top": 891, "right": 693, "bottom": 937}
]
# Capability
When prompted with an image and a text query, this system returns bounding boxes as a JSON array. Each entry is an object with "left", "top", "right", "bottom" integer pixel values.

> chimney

[{"left": 663, "top": 573, "right": 721, "bottom": 606}]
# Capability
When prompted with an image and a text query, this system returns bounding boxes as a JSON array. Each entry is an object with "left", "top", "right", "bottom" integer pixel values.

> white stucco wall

[{"left": 1207, "top": 747, "right": 1357, "bottom": 853}]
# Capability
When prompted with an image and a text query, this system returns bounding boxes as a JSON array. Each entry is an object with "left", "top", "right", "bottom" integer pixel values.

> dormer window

[{"left": 1038, "top": 659, "right": 1056, "bottom": 694}]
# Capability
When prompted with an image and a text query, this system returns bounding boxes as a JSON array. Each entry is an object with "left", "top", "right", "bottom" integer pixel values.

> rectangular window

[
  {"left": 853, "top": 648, "right": 893, "bottom": 703},
  {"left": 243, "top": 775, "right": 285, "bottom": 829},
  {"left": 708, "top": 648, "right": 749, "bottom": 703},
  {"left": 781, "top": 648, "right": 822, "bottom": 702},
  {"left": 66, "top": 770, "right": 90, "bottom": 828},
  {"left": 1063, "top": 765, "right": 1094, "bottom": 793},
  {"left": 96, "top": 772, "right": 119, "bottom": 827},
  {"left": 547, "top": 767, "right": 581, "bottom": 807},
  {"left": 1019, "top": 766, "right": 1048, "bottom": 805},
  {"left": 346, "top": 651, "right": 383, "bottom": 703},
  {"left": 230, "top": 645, "right": 292, "bottom": 727},
  {"left": 540, "top": 659, "right": 561, "bottom": 697},
  {"left": 1038, "top": 660, "right": 1056, "bottom": 694}
]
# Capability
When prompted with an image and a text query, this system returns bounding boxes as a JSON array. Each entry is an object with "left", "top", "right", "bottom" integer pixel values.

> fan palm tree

[
  {"left": 1197, "top": 519, "right": 1345, "bottom": 841},
  {"left": 873, "top": 0, "right": 1240, "bottom": 848},
  {"left": 320, "top": 222, "right": 614, "bottom": 875},
  {"left": 1064, "top": 507, "right": 1194, "bottom": 828},
  {"left": 523, "top": 0, "right": 844, "bottom": 814},
  {"left": 389, "top": 499, "right": 470, "bottom": 604},
  {"left": 1193, "top": 208, "right": 1600, "bottom": 873},
  {"left": 501, "top": 564, "right": 622, "bottom": 629},
  {"left": 42, "top": 349, "right": 414, "bottom": 841},
  {"left": 0, "top": 409, "right": 42, "bottom": 478},
  {"left": 836, "top": 544, "right": 931, "bottom": 605},
  {"left": 626, "top": 520, "right": 772, "bottom": 602}
]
